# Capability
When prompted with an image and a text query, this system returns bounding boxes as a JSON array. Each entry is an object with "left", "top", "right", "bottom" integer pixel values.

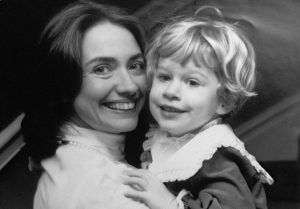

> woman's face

[{"left": 73, "top": 22, "right": 147, "bottom": 134}]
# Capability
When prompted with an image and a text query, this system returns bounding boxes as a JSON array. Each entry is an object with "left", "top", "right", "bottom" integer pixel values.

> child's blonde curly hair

[{"left": 146, "top": 7, "right": 256, "bottom": 116}]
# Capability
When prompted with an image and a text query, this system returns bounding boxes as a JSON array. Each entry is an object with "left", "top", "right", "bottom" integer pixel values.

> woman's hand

[{"left": 123, "top": 169, "right": 178, "bottom": 209}]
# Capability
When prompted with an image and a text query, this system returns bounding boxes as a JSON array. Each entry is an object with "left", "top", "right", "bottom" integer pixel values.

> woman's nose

[
  {"left": 163, "top": 80, "right": 181, "bottom": 100},
  {"left": 116, "top": 69, "right": 139, "bottom": 97}
]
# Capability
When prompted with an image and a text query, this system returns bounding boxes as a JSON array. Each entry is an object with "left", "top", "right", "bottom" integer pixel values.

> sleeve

[
  {"left": 182, "top": 148, "right": 268, "bottom": 209},
  {"left": 34, "top": 184, "right": 46, "bottom": 209},
  {"left": 33, "top": 173, "right": 50, "bottom": 209}
]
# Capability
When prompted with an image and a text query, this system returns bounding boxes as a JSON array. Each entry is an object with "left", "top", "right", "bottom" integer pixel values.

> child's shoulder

[
  {"left": 196, "top": 146, "right": 273, "bottom": 185},
  {"left": 212, "top": 146, "right": 256, "bottom": 167},
  {"left": 174, "top": 146, "right": 271, "bottom": 209},
  {"left": 204, "top": 146, "right": 259, "bottom": 178}
]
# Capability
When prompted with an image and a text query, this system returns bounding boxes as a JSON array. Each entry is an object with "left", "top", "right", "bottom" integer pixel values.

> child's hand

[{"left": 123, "top": 169, "right": 178, "bottom": 209}]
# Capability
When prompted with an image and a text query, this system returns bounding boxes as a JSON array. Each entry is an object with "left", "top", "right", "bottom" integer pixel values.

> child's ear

[{"left": 216, "top": 103, "right": 231, "bottom": 115}]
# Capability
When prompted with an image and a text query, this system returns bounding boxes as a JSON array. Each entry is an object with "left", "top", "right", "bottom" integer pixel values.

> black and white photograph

[{"left": 1, "top": 0, "right": 300, "bottom": 208}]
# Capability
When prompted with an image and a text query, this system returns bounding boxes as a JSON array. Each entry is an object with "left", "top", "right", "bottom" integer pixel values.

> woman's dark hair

[{"left": 22, "top": 0, "right": 146, "bottom": 164}]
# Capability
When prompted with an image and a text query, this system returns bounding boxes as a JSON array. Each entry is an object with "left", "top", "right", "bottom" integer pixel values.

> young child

[{"left": 123, "top": 7, "right": 274, "bottom": 209}]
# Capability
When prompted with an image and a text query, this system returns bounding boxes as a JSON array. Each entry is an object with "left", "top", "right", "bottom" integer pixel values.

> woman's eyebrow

[
  {"left": 129, "top": 53, "right": 145, "bottom": 62},
  {"left": 85, "top": 57, "right": 116, "bottom": 67}
]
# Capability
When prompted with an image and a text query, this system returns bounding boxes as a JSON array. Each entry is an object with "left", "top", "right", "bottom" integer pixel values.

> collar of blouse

[{"left": 59, "top": 123, "right": 126, "bottom": 162}]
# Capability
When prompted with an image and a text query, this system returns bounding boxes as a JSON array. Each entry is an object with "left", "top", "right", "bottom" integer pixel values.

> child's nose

[{"left": 163, "top": 80, "right": 181, "bottom": 100}]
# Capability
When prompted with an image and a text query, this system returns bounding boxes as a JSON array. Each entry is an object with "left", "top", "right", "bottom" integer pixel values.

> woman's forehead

[{"left": 81, "top": 22, "right": 142, "bottom": 65}]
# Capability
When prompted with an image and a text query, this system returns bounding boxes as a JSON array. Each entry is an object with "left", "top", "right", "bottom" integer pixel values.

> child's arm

[{"left": 123, "top": 169, "right": 183, "bottom": 209}]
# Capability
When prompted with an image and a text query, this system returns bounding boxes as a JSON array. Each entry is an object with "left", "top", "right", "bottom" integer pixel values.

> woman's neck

[
  {"left": 61, "top": 120, "right": 126, "bottom": 162},
  {"left": 68, "top": 115, "right": 126, "bottom": 145}
]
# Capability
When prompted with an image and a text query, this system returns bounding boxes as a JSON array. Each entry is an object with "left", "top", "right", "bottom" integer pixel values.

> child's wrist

[
  {"left": 166, "top": 196, "right": 179, "bottom": 209},
  {"left": 166, "top": 189, "right": 189, "bottom": 209}
]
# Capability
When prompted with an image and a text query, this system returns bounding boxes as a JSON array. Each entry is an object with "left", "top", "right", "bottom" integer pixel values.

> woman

[{"left": 22, "top": 1, "right": 149, "bottom": 208}]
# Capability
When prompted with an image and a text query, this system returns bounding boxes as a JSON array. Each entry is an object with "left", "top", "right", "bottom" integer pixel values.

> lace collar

[
  {"left": 59, "top": 123, "right": 126, "bottom": 162},
  {"left": 145, "top": 123, "right": 274, "bottom": 185},
  {"left": 143, "top": 118, "right": 221, "bottom": 150}
]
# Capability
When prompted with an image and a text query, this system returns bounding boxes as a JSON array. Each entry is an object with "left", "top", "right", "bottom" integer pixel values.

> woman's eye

[
  {"left": 93, "top": 65, "right": 112, "bottom": 74},
  {"left": 129, "top": 61, "right": 145, "bottom": 72}
]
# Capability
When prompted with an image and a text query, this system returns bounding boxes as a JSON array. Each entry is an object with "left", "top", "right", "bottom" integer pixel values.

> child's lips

[{"left": 160, "top": 105, "right": 185, "bottom": 113}]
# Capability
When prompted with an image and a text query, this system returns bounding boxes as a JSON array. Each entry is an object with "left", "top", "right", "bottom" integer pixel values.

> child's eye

[
  {"left": 157, "top": 73, "right": 171, "bottom": 82},
  {"left": 129, "top": 61, "right": 146, "bottom": 72},
  {"left": 93, "top": 65, "right": 112, "bottom": 75},
  {"left": 186, "top": 79, "right": 200, "bottom": 87}
]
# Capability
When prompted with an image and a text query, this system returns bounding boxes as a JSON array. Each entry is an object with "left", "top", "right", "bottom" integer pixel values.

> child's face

[{"left": 149, "top": 57, "right": 224, "bottom": 137}]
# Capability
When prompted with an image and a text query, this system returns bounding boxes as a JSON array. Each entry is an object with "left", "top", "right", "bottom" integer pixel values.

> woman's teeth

[{"left": 105, "top": 102, "right": 135, "bottom": 110}]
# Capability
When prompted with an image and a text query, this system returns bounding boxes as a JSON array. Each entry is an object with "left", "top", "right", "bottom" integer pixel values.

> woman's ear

[{"left": 216, "top": 103, "right": 232, "bottom": 115}]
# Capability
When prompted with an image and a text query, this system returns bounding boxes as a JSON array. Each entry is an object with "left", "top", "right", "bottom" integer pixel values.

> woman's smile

[{"left": 103, "top": 101, "right": 137, "bottom": 112}]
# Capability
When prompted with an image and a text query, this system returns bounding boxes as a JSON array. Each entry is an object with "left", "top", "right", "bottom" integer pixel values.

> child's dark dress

[{"left": 143, "top": 121, "right": 273, "bottom": 209}]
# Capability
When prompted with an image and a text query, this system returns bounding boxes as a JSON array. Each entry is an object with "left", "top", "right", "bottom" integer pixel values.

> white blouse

[{"left": 34, "top": 123, "right": 148, "bottom": 209}]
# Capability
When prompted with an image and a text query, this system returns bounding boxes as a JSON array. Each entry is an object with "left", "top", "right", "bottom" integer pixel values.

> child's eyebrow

[
  {"left": 186, "top": 67, "right": 209, "bottom": 79},
  {"left": 156, "top": 65, "right": 169, "bottom": 72}
]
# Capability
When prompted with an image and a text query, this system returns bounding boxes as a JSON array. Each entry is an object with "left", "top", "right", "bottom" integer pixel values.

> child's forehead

[
  {"left": 157, "top": 56, "right": 213, "bottom": 75},
  {"left": 158, "top": 56, "right": 192, "bottom": 68},
  {"left": 158, "top": 55, "right": 211, "bottom": 70}
]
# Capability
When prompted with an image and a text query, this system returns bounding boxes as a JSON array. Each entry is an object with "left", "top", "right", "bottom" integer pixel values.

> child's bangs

[
  {"left": 158, "top": 29, "right": 219, "bottom": 71},
  {"left": 192, "top": 41, "right": 219, "bottom": 71},
  {"left": 157, "top": 28, "right": 195, "bottom": 64}
]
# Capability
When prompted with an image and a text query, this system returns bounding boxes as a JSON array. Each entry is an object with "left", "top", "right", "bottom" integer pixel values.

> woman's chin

[
  {"left": 105, "top": 119, "right": 139, "bottom": 134},
  {"left": 117, "top": 123, "right": 138, "bottom": 133}
]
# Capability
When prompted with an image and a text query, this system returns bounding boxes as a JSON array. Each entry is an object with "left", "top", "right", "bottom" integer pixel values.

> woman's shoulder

[
  {"left": 40, "top": 144, "right": 126, "bottom": 184},
  {"left": 37, "top": 146, "right": 138, "bottom": 208},
  {"left": 37, "top": 163, "right": 147, "bottom": 208}
]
